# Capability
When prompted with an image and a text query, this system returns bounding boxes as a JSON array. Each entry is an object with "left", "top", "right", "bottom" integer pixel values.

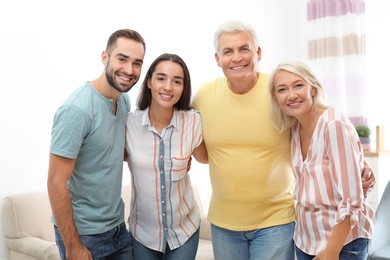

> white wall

[
  {"left": 12, "top": 0, "right": 390, "bottom": 259},
  {"left": 365, "top": 0, "right": 390, "bottom": 149}
]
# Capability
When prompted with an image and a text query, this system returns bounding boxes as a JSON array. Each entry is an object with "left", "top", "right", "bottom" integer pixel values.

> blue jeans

[
  {"left": 295, "top": 238, "right": 370, "bottom": 260},
  {"left": 211, "top": 222, "right": 295, "bottom": 260},
  {"left": 54, "top": 222, "right": 132, "bottom": 260},
  {"left": 131, "top": 228, "right": 200, "bottom": 260}
]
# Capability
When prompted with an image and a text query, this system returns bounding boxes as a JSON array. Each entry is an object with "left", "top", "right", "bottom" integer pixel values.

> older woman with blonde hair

[{"left": 268, "top": 61, "right": 374, "bottom": 260}]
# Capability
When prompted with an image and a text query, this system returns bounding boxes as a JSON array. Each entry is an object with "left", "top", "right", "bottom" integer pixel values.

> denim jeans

[
  {"left": 295, "top": 238, "right": 370, "bottom": 260},
  {"left": 211, "top": 222, "right": 295, "bottom": 260},
  {"left": 54, "top": 222, "right": 132, "bottom": 260},
  {"left": 131, "top": 228, "right": 200, "bottom": 260}
]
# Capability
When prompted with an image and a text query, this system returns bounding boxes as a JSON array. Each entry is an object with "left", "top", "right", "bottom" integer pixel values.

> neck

[
  {"left": 149, "top": 105, "right": 174, "bottom": 132},
  {"left": 227, "top": 72, "right": 259, "bottom": 94},
  {"left": 89, "top": 75, "right": 120, "bottom": 101},
  {"left": 89, "top": 76, "right": 120, "bottom": 115},
  {"left": 298, "top": 106, "right": 325, "bottom": 131}
]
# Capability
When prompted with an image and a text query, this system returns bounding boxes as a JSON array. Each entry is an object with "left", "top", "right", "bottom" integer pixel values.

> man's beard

[{"left": 106, "top": 60, "right": 138, "bottom": 93}]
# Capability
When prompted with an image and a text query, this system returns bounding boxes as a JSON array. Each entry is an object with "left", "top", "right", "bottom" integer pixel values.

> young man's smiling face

[{"left": 104, "top": 37, "right": 145, "bottom": 93}]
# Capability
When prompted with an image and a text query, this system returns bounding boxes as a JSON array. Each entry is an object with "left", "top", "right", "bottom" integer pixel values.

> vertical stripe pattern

[
  {"left": 125, "top": 108, "right": 203, "bottom": 252},
  {"left": 307, "top": 0, "right": 367, "bottom": 124},
  {"left": 292, "top": 107, "right": 374, "bottom": 255}
]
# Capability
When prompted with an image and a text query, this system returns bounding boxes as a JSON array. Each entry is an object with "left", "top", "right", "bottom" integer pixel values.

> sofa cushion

[
  {"left": 371, "top": 246, "right": 390, "bottom": 259},
  {"left": 3, "top": 192, "right": 55, "bottom": 241},
  {"left": 2, "top": 184, "right": 213, "bottom": 260}
]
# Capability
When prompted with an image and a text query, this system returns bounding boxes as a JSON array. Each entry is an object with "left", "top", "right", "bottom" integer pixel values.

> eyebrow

[
  {"left": 116, "top": 53, "right": 143, "bottom": 63},
  {"left": 292, "top": 79, "right": 305, "bottom": 84},
  {"left": 155, "top": 72, "right": 183, "bottom": 80},
  {"left": 275, "top": 79, "right": 304, "bottom": 88},
  {"left": 223, "top": 44, "right": 249, "bottom": 50}
]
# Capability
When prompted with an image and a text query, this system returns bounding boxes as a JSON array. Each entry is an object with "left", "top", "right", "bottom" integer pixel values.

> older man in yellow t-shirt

[
  {"left": 192, "top": 20, "right": 374, "bottom": 260},
  {"left": 192, "top": 20, "right": 296, "bottom": 260}
]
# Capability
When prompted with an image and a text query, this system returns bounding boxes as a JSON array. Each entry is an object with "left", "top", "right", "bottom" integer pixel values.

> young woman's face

[
  {"left": 273, "top": 70, "right": 316, "bottom": 119},
  {"left": 148, "top": 60, "right": 184, "bottom": 110}
]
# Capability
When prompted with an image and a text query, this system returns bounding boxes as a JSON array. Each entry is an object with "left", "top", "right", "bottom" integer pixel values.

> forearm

[
  {"left": 48, "top": 179, "right": 81, "bottom": 249},
  {"left": 324, "top": 216, "right": 350, "bottom": 255},
  {"left": 47, "top": 154, "right": 85, "bottom": 255},
  {"left": 192, "top": 140, "right": 209, "bottom": 164}
]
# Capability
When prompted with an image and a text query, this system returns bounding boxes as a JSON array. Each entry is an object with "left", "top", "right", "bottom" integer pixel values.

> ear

[
  {"left": 311, "top": 87, "right": 317, "bottom": 97},
  {"left": 215, "top": 53, "right": 222, "bottom": 67},
  {"left": 256, "top": 46, "right": 262, "bottom": 62},
  {"left": 147, "top": 78, "right": 152, "bottom": 89},
  {"left": 102, "top": 51, "right": 108, "bottom": 66}
]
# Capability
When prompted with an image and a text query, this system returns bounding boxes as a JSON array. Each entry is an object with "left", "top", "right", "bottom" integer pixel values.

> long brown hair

[{"left": 137, "top": 53, "right": 192, "bottom": 111}]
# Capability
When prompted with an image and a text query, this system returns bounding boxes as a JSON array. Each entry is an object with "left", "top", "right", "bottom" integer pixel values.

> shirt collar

[{"left": 140, "top": 107, "right": 180, "bottom": 130}]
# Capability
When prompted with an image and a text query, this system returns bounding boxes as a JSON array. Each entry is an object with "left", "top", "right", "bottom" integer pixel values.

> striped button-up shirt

[
  {"left": 125, "top": 108, "right": 203, "bottom": 252},
  {"left": 291, "top": 107, "right": 374, "bottom": 255}
]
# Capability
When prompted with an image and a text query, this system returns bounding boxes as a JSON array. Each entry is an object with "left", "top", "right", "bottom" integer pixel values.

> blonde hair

[{"left": 268, "top": 61, "right": 328, "bottom": 132}]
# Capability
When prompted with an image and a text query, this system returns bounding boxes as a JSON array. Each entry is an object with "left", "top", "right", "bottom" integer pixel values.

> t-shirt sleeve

[
  {"left": 193, "top": 110, "right": 203, "bottom": 148},
  {"left": 191, "top": 83, "right": 205, "bottom": 111},
  {"left": 50, "top": 105, "right": 89, "bottom": 159}
]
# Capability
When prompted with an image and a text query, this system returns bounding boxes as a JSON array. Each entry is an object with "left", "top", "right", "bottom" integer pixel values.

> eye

[
  {"left": 276, "top": 87, "right": 286, "bottom": 93},
  {"left": 174, "top": 79, "right": 183, "bottom": 85},
  {"left": 156, "top": 76, "right": 165, "bottom": 82},
  {"left": 294, "top": 83, "right": 304, "bottom": 88},
  {"left": 223, "top": 50, "right": 232, "bottom": 55},
  {"left": 134, "top": 61, "right": 142, "bottom": 67}
]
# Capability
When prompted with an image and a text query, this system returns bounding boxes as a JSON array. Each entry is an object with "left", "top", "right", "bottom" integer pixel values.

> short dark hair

[
  {"left": 137, "top": 53, "right": 192, "bottom": 111},
  {"left": 106, "top": 29, "right": 146, "bottom": 55}
]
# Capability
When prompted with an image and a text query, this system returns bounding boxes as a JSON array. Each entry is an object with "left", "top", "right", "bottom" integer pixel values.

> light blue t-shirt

[{"left": 50, "top": 82, "right": 130, "bottom": 235}]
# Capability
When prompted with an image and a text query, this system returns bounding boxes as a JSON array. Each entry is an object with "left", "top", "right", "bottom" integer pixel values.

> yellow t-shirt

[{"left": 192, "top": 73, "right": 295, "bottom": 231}]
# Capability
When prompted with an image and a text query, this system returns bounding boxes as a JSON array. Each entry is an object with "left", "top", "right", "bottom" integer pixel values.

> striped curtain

[{"left": 307, "top": 0, "right": 367, "bottom": 126}]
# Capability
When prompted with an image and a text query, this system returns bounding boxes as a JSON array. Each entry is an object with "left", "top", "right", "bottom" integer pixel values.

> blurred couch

[{"left": 2, "top": 184, "right": 213, "bottom": 260}]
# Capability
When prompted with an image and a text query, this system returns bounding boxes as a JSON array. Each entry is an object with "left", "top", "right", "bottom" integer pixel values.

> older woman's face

[{"left": 273, "top": 70, "right": 316, "bottom": 119}]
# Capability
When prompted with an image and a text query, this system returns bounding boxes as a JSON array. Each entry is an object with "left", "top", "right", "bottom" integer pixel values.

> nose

[
  {"left": 163, "top": 80, "right": 173, "bottom": 91},
  {"left": 232, "top": 51, "right": 242, "bottom": 62},
  {"left": 287, "top": 89, "right": 298, "bottom": 99},
  {"left": 123, "top": 63, "right": 134, "bottom": 75}
]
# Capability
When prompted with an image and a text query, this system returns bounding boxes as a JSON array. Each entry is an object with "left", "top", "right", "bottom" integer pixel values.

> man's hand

[
  {"left": 187, "top": 156, "right": 192, "bottom": 172},
  {"left": 66, "top": 243, "right": 92, "bottom": 260},
  {"left": 362, "top": 162, "right": 376, "bottom": 198}
]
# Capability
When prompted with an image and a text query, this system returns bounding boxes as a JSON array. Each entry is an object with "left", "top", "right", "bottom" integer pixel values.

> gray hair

[{"left": 214, "top": 20, "right": 260, "bottom": 53}]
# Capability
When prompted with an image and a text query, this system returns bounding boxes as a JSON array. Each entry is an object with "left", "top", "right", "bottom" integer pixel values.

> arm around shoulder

[
  {"left": 362, "top": 160, "right": 376, "bottom": 197},
  {"left": 192, "top": 140, "right": 208, "bottom": 164}
]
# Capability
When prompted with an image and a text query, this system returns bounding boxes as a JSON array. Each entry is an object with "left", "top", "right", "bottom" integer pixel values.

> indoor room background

[{"left": 0, "top": 0, "right": 389, "bottom": 258}]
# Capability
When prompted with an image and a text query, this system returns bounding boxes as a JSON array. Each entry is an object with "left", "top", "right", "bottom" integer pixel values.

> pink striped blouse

[
  {"left": 125, "top": 108, "right": 203, "bottom": 253},
  {"left": 291, "top": 107, "right": 374, "bottom": 255}
]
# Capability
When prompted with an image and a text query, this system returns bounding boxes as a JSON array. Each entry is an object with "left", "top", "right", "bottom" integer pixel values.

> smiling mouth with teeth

[
  {"left": 118, "top": 73, "right": 132, "bottom": 81},
  {"left": 287, "top": 102, "right": 303, "bottom": 108},
  {"left": 231, "top": 65, "right": 246, "bottom": 70},
  {"left": 160, "top": 94, "right": 173, "bottom": 98}
]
